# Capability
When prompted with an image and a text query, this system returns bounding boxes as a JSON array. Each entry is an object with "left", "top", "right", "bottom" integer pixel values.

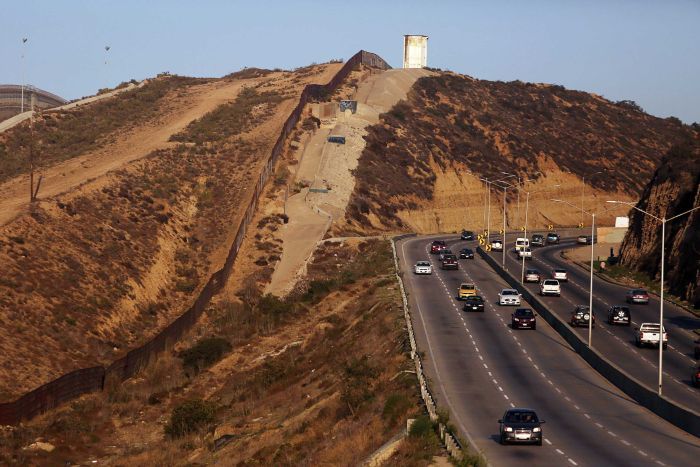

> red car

[
  {"left": 692, "top": 367, "right": 700, "bottom": 388},
  {"left": 430, "top": 240, "right": 447, "bottom": 254}
]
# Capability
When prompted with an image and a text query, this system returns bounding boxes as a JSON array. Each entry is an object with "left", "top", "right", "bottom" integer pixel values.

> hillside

[
  {"left": 343, "top": 72, "right": 697, "bottom": 233},
  {"left": 0, "top": 62, "right": 342, "bottom": 399},
  {"left": 619, "top": 140, "right": 700, "bottom": 307}
]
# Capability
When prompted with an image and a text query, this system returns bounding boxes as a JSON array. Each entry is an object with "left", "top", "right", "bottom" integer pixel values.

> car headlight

[
  {"left": 513, "top": 318, "right": 519, "bottom": 321},
  {"left": 505, "top": 427, "right": 513, "bottom": 432},
  {"left": 533, "top": 427, "right": 541, "bottom": 432}
]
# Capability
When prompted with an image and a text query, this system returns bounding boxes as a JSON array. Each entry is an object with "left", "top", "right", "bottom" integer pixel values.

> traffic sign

[
  {"left": 547, "top": 224, "right": 553, "bottom": 230},
  {"left": 479, "top": 238, "right": 485, "bottom": 245},
  {"left": 499, "top": 229, "right": 504, "bottom": 234},
  {"left": 520, "top": 226, "right": 525, "bottom": 231},
  {"left": 578, "top": 222, "right": 584, "bottom": 228},
  {"left": 485, "top": 244, "right": 492, "bottom": 252}
]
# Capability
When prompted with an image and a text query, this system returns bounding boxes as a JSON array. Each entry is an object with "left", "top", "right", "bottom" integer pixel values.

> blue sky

[{"left": 2, "top": 0, "right": 699, "bottom": 122}]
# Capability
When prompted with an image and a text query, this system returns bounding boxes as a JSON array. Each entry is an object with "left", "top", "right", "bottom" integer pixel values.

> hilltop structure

[
  {"left": 0, "top": 84, "right": 67, "bottom": 121},
  {"left": 403, "top": 35, "right": 428, "bottom": 69}
]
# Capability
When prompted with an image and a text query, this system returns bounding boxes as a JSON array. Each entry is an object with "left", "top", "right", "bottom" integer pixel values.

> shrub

[
  {"left": 382, "top": 393, "right": 413, "bottom": 425},
  {"left": 165, "top": 399, "right": 216, "bottom": 438},
  {"left": 179, "top": 337, "right": 232, "bottom": 373},
  {"left": 408, "top": 414, "right": 434, "bottom": 438}
]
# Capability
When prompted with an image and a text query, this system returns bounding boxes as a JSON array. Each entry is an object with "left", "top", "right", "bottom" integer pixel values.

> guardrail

[
  {"left": 390, "top": 235, "right": 465, "bottom": 461},
  {"left": 0, "top": 50, "right": 391, "bottom": 425},
  {"left": 477, "top": 246, "right": 700, "bottom": 437}
]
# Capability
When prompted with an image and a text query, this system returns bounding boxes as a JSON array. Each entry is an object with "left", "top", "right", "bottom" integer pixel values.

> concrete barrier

[{"left": 477, "top": 246, "right": 700, "bottom": 437}]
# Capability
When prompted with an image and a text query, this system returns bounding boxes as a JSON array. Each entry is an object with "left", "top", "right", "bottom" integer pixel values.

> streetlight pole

[
  {"left": 581, "top": 171, "right": 603, "bottom": 227},
  {"left": 606, "top": 200, "right": 700, "bottom": 396},
  {"left": 480, "top": 178, "right": 493, "bottom": 241},
  {"left": 21, "top": 37, "right": 28, "bottom": 114},
  {"left": 552, "top": 198, "right": 597, "bottom": 347},
  {"left": 520, "top": 183, "right": 560, "bottom": 283}
]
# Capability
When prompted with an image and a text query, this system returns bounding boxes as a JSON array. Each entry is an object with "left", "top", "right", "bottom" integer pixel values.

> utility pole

[{"left": 21, "top": 37, "right": 28, "bottom": 113}]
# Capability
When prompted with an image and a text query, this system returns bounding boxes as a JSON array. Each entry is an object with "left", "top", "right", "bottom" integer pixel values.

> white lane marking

[
  {"left": 638, "top": 450, "right": 648, "bottom": 457},
  {"left": 510, "top": 402, "right": 515, "bottom": 408},
  {"left": 544, "top": 438, "right": 552, "bottom": 445},
  {"left": 608, "top": 431, "right": 617, "bottom": 437},
  {"left": 556, "top": 448, "right": 564, "bottom": 455},
  {"left": 595, "top": 422, "right": 603, "bottom": 428},
  {"left": 583, "top": 413, "right": 591, "bottom": 419},
  {"left": 621, "top": 439, "right": 631, "bottom": 446},
  {"left": 568, "top": 459, "right": 578, "bottom": 466}
]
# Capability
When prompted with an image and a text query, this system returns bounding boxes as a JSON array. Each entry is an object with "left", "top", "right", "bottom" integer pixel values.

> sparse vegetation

[
  {"left": 179, "top": 337, "right": 232, "bottom": 374},
  {"left": 165, "top": 399, "right": 216, "bottom": 438}
]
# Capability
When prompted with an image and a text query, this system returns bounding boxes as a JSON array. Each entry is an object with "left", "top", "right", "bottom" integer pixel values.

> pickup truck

[{"left": 635, "top": 323, "right": 668, "bottom": 349}]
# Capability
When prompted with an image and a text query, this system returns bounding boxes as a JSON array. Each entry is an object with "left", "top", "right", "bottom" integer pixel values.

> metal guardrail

[
  {"left": 390, "top": 236, "right": 465, "bottom": 462},
  {"left": 477, "top": 245, "right": 700, "bottom": 437},
  {"left": 0, "top": 50, "right": 391, "bottom": 425}
]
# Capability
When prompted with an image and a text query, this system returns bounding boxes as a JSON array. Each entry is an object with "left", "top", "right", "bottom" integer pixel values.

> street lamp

[
  {"left": 480, "top": 177, "right": 493, "bottom": 241},
  {"left": 21, "top": 37, "right": 28, "bottom": 114},
  {"left": 606, "top": 200, "right": 700, "bottom": 396},
  {"left": 581, "top": 171, "right": 603, "bottom": 227},
  {"left": 501, "top": 172, "right": 520, "bottom": 226},
  {"left": 520, "top": 184, "right": 560, "bottom": 284},
  {"left": 494, "top": 180, "right": 513, "bottom": 268},
  {"left": 552, "top": 198, "right": 597, "bottom": 348}
]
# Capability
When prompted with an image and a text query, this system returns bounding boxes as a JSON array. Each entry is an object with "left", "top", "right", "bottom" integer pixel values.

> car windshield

[
  {"left": 515, "top": 309, "right": 534, "bottom": 317},
  {"left": 555, "top": 269, "right": 566, "bottom": 273},
  {"left": 544, "top": 280, "right": 558, "bottom": 285},
  {"left": 467, "top": 296, "right": 483, "bottom": 302},
  {"left": 417, "top": 262, "right": 429, "bottom": 266},
  {"left": 633, "top": 290, "right": 647, "bottom": 294},
  {"left": 461, "top": 284, "right": 475, "bottom": 290},
  {"left": 502, "top": 290, "right": 518, "bottom": 295},
  {"left": 526, "top": 270, "right": 538, "bottom": 274},
  {"left": 505, "top": 411, "right": 539, "bottom": 423}
]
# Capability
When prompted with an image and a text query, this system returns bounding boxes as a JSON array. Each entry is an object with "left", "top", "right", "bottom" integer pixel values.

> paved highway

[
  {"left": 486, "top": 237, "right": 700, "bottom": 410},
  {"left": 398, "top": 235, "right": 700, "bottom": 466}
]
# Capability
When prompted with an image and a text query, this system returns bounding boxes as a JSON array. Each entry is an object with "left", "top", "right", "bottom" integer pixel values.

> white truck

[{"left": 635, "top": 323, "right": 668, "bottom": 349}]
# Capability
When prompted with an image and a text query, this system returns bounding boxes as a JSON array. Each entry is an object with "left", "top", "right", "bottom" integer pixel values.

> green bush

[
  {"left": 165, "top": 399, "right": 216, "bottom": 438},
  {"left": 382, "top": 393, "right": 413, "bottom": 425},
  {"left": 408, "top": 414, "right": 434, "bottom": 438},
  {"left": 179, "top": 337, "right": 232, "bottom": 373}
]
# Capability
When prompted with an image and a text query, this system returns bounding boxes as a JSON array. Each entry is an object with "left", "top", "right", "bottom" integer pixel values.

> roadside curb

[{"left": 477, "top": 246, "right": 700, "bottom": 437}]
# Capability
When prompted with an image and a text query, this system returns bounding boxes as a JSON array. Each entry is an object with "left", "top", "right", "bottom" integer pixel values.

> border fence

[{"left": 0, "top": 50, "right": 391, "bottom": 425}]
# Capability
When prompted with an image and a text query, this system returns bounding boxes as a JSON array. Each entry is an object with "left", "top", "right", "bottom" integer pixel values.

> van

[{"left": 514, "top": 237, "right": 529, "bottom": 252}]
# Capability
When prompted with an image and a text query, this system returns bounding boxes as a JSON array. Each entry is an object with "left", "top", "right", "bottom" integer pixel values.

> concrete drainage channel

[
  {"left": 476, "top": 246, "right": 700, "bottom": 437},
  {"left": 388, "top": 235, "right": 471, "bottom": 463}
]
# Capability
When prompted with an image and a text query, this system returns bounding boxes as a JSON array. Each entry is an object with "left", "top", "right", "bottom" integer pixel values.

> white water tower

[{"left": 403, "top": 35, "right": 428, "bottom": 69}]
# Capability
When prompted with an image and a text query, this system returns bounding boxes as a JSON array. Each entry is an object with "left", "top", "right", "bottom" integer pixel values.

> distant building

[
  {"left": 0, "top": 84, "right": 67, "bottom": 121},
  {"left": 403, "top": 35, "right": 428, "bottom": 69}
]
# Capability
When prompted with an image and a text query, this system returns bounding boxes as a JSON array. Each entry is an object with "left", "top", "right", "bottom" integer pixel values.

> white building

[{"left": 403, "top": 35, "right": 428, "bottom": 69}]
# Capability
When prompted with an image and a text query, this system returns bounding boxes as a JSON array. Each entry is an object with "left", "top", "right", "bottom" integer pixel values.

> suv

[
  {"left": 463, "top": 295, "right": 485, "bottom": 312},
  {"left": 512, "top": 308, "right": 536, "bottom": 329},
  {"left": 461, "top": 230, "right": 475, "bottom": 241},
  {"left": 459, "top": 248, "right": 474, "bottom": 259},
  {"left": 540, "top": 279, "right": 561, "bottom": 297},
  {"left": 546, "top": 232, "right": 560, "bottom": 244},
  {"left": 441, "top": 254, "right": 458, "bottom": 270},
  {"left": 531, "top": 234, "right": 545, "bottom": 247},
  {"left": 414, "top": 261, "right": 432, "bottom": 275},
  {"left": 499, "top": 289, "right": 522, "bottom": 306},
  {"left": 458, "top": 283, "right": 477, "bottom": 300},
  {"left": 524, "top": 269, "right": 541, "bottom": 283},
  {"left": 552, "top": 269, "right": 568, "bottom": 282},
  {"left": 570, "top": 305, "right": 594, "bottom": 327},
  {"left": 625, "top": 289, "right": 649, "bottom": 304},
  {"left": 438, "top": 249, "right": 453, "bottom": 261},
  {"left": 635, "top": 323, "right": 668, "bottom": 349},
  {"left": 607, "top": 305, "right": 631, "bottom": 326},
  {"left": 430, "top": 240, "right": 447, "bottom": 254},
  {"left": 498, "top": 408, "right": 544, "bottom": 445},
  {"left": 491, "top": 239, "right": 503, "bottom": 251}
]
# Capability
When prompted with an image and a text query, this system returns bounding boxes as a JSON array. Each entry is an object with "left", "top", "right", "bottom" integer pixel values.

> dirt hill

[
  {"left": 619, "top": 140, "right": 700, "bottom": 307},
  {"left": 0, "top": 62, "right": 342, "bottom": 399},
  {"left": 343, "top": 72, "right": 697, "bottom": 233}
]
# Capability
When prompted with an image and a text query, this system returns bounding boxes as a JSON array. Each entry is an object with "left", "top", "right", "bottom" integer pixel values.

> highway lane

[
  {"left": 399, "top": 235, "right": 700, "bottom": 466},
  {"left": 488, "top": 238, "right": 700, "bottom": 408}
]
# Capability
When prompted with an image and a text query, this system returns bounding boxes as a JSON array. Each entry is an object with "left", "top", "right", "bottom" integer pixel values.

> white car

[
  {"left": 518, "top": 248, "right": 532, "bottom": 260},
  {"left": 491, "top": 239, "right": 503, "bottom": 251},
  {"left": 498, "top": 289, "right": 522, "bottom": 306},
  {"left": 552, "top": 269, "right": 568, "bottom": 282},
  {"left": 414, "top": 261, "right": 432, "bottom": 275},
  {"left": 540, "top": 279, "right": 561, "bottom": 297}
]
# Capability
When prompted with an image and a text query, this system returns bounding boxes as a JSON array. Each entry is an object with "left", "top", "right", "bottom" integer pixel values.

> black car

[
  {"left": 694, "top": 340, "right": 700, "bottom": 360},
  {"left": 531, "top": 234, "right": 545, "bottom": 247},
  {"left": 459, "top": 248, "right": 474, "bottom": 259},
  {"left": 463, "top": 295, "right": 484, "bottom": 312},
  {"left": 546, "top": 232, "right": 560, "bottom": 244},
  {"left": 498, "top": 408, "right": 544, "bottom": 445},
  {"left": 607, "top": 305, "right": 631, "bottom": 325},
  {"left": 512, "top": 308, "right": 536, "bottom": 330},
  {"left": 441, "top": 254, "right": 459, "bottom": 270},
  {"left": 570, "top": 305, "right": 595, "bottom": 327},
  {"left": 461, "top": 230, "right": 475, "bottom": 241}
]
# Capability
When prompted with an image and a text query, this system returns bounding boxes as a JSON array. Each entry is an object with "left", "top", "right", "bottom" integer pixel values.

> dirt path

[
  {"left": 266, "top": 68, "right": 431, "bottom": 295},
  {"left": 0, "top": 78, "right": 264, "bottom": 226}
]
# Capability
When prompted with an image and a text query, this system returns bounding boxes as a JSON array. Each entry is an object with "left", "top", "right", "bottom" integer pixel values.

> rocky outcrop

[{"left": 619, "top": 141, "right": 700, "bottom": 307}]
